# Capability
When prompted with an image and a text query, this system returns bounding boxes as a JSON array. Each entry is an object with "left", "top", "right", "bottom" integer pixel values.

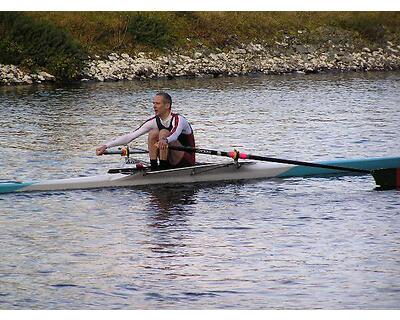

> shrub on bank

[
  {"left": 0, "top": 12, "right": 86, "bottom": 81},
  {"left": 126, "top": 13, "right": 176, "bottom": 50}
]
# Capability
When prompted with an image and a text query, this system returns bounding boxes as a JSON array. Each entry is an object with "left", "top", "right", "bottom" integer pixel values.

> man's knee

[
  {"left": 159, "top": 129, "right": 170, "bottom": 139},
  {"left": 148, "top": 129, "right": 159, "bottom": 141}
]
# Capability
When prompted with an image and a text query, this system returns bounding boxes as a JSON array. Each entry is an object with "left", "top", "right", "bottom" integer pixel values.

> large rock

[{"left": 38, "top": 71, "right": 56, "bottom": 81}]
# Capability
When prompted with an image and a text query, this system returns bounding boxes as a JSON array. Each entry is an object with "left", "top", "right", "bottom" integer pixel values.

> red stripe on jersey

[{"left": 169, "top": 114, "right": 180, "bottom": 135}]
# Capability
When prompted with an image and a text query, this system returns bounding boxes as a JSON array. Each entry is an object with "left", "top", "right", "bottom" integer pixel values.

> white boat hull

[
  {"left": 1, "top": 156, "right": 399, "bottom": 194},
  {"left": 3, "top": 162, "right": 285, "bottom": 193}
]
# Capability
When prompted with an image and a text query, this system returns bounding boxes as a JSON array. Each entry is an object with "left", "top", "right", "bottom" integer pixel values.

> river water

[{"left": 0, "top": 72, "right": 399, "bottom": 309}]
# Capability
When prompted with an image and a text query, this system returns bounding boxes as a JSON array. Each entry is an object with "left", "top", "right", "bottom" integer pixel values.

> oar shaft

[
  {"left": 169, "top": 146, "right": 232, "bottom": 158},
  {"left": 243, "top": 154, "right": 369, "bottom": 174},
  {"left": 168, "top": 145, "right": 370, "bottom": 174}
]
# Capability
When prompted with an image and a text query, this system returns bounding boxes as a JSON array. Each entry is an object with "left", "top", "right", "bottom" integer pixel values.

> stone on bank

[{"left": 1, "top": 41, "right": 400, "bottom": 86}]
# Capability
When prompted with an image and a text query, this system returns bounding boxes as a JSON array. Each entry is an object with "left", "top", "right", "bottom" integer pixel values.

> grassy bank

[{"left": 1, "top": 12, "right": 400, "bottom": 80}]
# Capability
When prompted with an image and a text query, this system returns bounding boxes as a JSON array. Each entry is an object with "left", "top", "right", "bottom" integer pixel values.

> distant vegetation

[
  {"left": 0, "top": 12, "right": 86, "bottom": 81},
  {"left": 1, "top": 12, "right": 399, "bottom": 81}
]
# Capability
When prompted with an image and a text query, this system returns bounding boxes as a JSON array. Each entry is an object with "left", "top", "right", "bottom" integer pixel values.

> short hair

[{"left": 156, "top": 92, "right": 172, "bottom": 108}]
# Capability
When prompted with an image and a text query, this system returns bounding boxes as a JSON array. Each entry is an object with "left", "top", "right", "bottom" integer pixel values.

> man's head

[
  {"left": 153, "top": 92, "right": 172, "bottom": 118},
  {"left": 156, "top": 92, "right": 172, "bottom": 108}
]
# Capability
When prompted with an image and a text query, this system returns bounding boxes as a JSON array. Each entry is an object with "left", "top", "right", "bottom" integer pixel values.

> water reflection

[
  {"left": 143, "top": 185, "right": 198, "bottom": 217},
  {"left": 133, "top": 185, "right": 198, "bottom": 261}
]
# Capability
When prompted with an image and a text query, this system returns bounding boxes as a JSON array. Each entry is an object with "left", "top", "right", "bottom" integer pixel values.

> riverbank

[
  {"left": 83, "top": 40, "right": 400, "bottom": 81},
  {"left": 1, "top": 12, "right": 400, "bottom": 85},
  {"left": 2, "top": 40, "right": 400, "bottom": 85}
]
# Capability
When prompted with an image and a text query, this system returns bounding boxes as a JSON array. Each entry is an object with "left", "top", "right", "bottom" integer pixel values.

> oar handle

[
  {"left": 168, "top": 145, "right": 370, "bottom": 174},
  {"left": 103, "top": 146, "right": 149, "bottom": 157},
  {"left": 104, "top": 147, "right": 130, "bottom": 157}
]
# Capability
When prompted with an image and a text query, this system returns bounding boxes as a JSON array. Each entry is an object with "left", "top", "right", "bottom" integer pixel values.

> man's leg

[
  {"left": 158, "top": 130, "right": 170, "bottom": 161},
  {"left": 158, "top": 130, "right": 171, "bottom": 170},
  {"left": 148, "top": 129, "right": 160, "bottom": 170}
]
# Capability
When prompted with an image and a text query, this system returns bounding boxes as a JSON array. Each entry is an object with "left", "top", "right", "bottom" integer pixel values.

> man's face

[{"left": 152, "top": 95, "right": 170, "bottom": 117}]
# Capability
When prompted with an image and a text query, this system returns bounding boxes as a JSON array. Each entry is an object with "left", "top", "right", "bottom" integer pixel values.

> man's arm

[{"left": 96, "top": 117, "right": 156, "bottom": 155}]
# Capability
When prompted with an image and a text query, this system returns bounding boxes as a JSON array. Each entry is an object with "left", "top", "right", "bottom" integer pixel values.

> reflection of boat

[
  {"left": 143, "top": 184, "right": 199, "bottom": 216},
  {"left": 1, "top": 155, "right": 399, "bottom": 194}
]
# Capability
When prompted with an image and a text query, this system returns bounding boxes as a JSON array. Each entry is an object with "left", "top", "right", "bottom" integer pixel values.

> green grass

[{"left": 26, "top": 12, "right": 400, "bottom": 54}]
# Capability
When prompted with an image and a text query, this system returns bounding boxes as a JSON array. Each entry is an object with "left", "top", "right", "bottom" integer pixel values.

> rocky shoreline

[{"left": 1, "top": 40, "right": 400, "bottom": 86}]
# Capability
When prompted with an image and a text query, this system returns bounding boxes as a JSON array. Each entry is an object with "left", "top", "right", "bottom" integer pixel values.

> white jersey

[{"left": 105, "top": 113, "right": 193, "bottom": 148}]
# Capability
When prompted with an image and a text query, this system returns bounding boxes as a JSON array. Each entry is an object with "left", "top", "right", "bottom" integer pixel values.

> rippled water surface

[{"left": 1, "top": 72, "right": 400, "bottom": 309}]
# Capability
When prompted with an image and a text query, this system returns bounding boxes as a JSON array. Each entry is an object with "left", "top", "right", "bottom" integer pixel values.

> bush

[
  {"left": 47, "top": 54, "right": 85, "bottom": 82},
  {"left": 126, "top": 13, "right": 175, "bottom": 49},
  {"left": 0, "top": 37, "right": 24, "bottom": 65},
  {"left": 0, "top": 12, "right": 86, "bottom": 81}
]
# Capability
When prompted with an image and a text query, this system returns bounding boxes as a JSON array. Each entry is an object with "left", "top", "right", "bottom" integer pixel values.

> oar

[
  {"left": 103, "top": 146, "right": 149, "bottom": 157},
  {"left": 168, "top": 145, "right": 399, "bottom": 190}
]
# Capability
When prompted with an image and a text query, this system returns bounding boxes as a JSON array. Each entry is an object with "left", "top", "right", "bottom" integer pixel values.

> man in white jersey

[{"left": 96, "top": 92, "right": 196, "bottom": 171}]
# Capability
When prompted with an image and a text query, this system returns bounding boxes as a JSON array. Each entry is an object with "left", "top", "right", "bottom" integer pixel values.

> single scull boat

[{"left": 0, "top": 146, "right": 399, "bottom": 194}]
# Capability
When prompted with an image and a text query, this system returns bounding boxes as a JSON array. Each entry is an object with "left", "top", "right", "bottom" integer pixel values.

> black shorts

[{"left": 168, "top": 151, "right": 195, "bottom": 169}]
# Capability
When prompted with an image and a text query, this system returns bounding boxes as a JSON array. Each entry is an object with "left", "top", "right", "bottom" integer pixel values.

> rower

[{"left": 96, "top": 92, "right": 196, "bottom": 171}]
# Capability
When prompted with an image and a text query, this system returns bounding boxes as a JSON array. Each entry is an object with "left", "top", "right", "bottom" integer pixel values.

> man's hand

[
  {"left": 156, "top": 138, "right": 168, "bottom": 150},
  {"left": 96, "top": 145, "right": 107, "bottom": 156}
]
